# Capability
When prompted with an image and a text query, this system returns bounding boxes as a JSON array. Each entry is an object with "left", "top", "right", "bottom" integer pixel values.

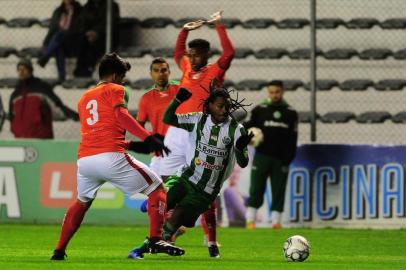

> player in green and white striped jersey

[{"left": 161, "top": 87, "right": 253, "bottom": 257}]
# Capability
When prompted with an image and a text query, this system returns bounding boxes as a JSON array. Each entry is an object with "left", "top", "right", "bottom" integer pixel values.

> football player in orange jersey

[
  {"left": 50, "top": 53, "right": 184, "bottom": 260},
  {"left": 136, "top": 58, "right": 180, "bottom": 175},
  {"left": 160, "top": 11, "right": 235, "bottom": 257}
]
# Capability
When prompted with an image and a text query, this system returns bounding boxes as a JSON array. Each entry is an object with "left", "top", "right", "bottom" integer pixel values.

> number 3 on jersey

[{"left": 86, "top": 99, "right": 99, "bottom": 125}]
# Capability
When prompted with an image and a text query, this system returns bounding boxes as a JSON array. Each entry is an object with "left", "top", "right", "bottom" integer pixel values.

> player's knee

[{"left": 183, "top": 213, "right": 200, "bottom": 228}]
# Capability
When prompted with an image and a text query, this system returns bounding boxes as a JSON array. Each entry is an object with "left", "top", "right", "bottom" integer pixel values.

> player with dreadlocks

[{"left": 158, "top": 87, "right": 253, "bottom": 257}]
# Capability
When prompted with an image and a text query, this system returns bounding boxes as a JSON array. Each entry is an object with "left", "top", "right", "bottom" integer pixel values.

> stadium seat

[
  {"left": 39, "top": 18, "right": 51, "bottom": 28},
  {"left": 43, "top": 78, "right": 61, "bottom": 87},
  {"left": 380, "top": 18, "right": 406, "bottom": 29},
  {"left": 356, "top": 111, "right": 391, "bottom": 123},
  {"left": 304, "top": 79, "right": 339, "bottom": 91},
  {"left": 392, "top": 112, "right": 406, "bottom": 123},
  {"left": 316, "top": 18, "right": 345, "bottom": 29},
  {"left": 18, "top": 47, "right": 42, "bottom": 58},
  {"left": 254, "top": 48, "right": 288, "bottom": 59},
  {"left": 0, "top": 78, "right": 18, "bottom": 88},
  {"left": 174, "top": 17, "right": 205, "bottom": 28},
  {"left": 359, "top": 48, "right": 393, "bottom": 60},
  {"left": 236, "top": 79, "right": 268, "bottom": 90},
  {"left": 62, "top": 78, "right": 95, "bottom": 89},
  {"left": 393, "top": 49, "right": 406, "bottom": 60},
  {"left": 218, "top": 18, "right": 242, "bottom": 28},
  {"left": 345, "top": 18, "right": 380, "bottom": 29},
  {"left": 131, "top": 78, "right": 154, "bottom": 90},
  {"left": 234, "top": 48, "right": 254, "bottom": 59},
  {"left": 117, "top": 47, "right": 151, "bottom": 58},
  {"left": 339, "top": 79, "right": 374, "bottom": 91},
  {"left": 119, "top": 17, "right": 140, "bottom": 27},
  {"left": 151, "top": 47, "right": 175, "bottom": 58},
  {"left": 223, "top": 80, "right": 236, "bottom": 89},
  {"left": 281, "top": 80, "right": 303, "bottom": 91},
  {"left": 321, "top": 111, "right": 356, "bottom": 123},
  {"left": 298, "top": 111, "right": 319, "bottom": 123},
  {"left": 375, "top": 79, "right": 406, "bottom": 91},
  {"left": 277, "top": 18, "right": 309, "bottom": 29},
  {"left": 0, "top": 47, "right": 18, "bottom": 58},
  {"left": 242, "top": 18, "right": 275, "bottom": 29},
  {"left": 290, "top": 48, "right": 322, "bottom": 59},
  {"left": 6, "top": 17, "right": 39, "bottom": 27},
  {"left": 141, "top": 17, "right": 174, "bottom": 28},
  {"left": 324, "top": 48, "right": 358, "bottom": 60}
]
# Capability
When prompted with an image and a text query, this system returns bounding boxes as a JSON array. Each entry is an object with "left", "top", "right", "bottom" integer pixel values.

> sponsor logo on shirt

[
  {"left": 202, "top": 161, "right": 224, "bottom": 171},
  {"left": 197, "top": 142, "right": 228, "bottom": 157},
  {"left": 222, "top": 136, "right": 231, "bottom": 145},
  {"left": 264, "top": 120, "right": 289, "bottom": 128},
  {"left": 194, "top": 157, "right": 202, "bottom": 166}
]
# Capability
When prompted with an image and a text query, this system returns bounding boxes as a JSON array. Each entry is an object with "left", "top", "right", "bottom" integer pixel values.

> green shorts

[{"left": 166, "top": 175, "right": 212, "bottom": 217}]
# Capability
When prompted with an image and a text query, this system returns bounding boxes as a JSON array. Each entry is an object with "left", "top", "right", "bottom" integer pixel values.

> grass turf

[{"left": 1, "top": 224, "right": 405, "bottom": 270}]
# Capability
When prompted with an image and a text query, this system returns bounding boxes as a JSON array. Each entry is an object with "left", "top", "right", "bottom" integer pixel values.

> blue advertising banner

[{"left": 286, "top": 144, "right": 405, "bottom": 228}]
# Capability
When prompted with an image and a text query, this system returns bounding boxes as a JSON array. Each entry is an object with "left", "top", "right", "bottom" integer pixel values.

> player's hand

[
  {"left": 128, "top": 141, "right": 151, "bottom": 154},
  {"left": 175, "top": 88, "right": 192, "bottom": 103},
  {"left": 206, "top": 10, "right": 223, "bottom": 25},
  {"left": 144, "top": 135, "right": 171, "bottom": 157},
  {"left": 183, "top": 19, "right": 205, "bottom": 30},
  {"left": 235, "top": 132, "right": 255, "bottom": 151}
]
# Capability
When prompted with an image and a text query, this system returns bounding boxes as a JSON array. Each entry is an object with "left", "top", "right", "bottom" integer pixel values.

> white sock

[
  {"left": 271, "top": 211, "right": 282, "bottom": 225},
  {"left": 246, "top": 207, "right": 257, "bottom": 223}
]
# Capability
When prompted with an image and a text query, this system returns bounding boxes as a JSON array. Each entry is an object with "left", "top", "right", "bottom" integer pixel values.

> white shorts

[
  {"left": 77, "top": 152, "right": 162, "bottom": 202},
  {"left": 149, "top": 155, "right": 162, "bottom": 175},
  {"left": 160, "top": 126, "right": 189, "bottom": 176}
]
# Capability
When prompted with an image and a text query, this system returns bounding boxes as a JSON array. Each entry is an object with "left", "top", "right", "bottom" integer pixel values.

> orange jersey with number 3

[{"left": 77, "top": 82, "right": 130, "bottom": 158}]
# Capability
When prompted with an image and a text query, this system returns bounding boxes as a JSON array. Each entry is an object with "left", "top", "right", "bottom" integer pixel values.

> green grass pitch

[{"left": 1, "top": 224, "right": 405, "bottom": 270}]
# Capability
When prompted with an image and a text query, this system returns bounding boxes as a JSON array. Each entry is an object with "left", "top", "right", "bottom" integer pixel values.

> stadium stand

[{"left": 1, "top": 0, "right": 406, "bottom": 144}]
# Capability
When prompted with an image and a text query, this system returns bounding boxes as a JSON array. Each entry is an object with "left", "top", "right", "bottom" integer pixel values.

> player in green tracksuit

[
  {"left": 161, "top": 87, "right": 253, "bottom": 257},
  {"left": 244, "top": 80, "right": 298, "bottom": 229}
]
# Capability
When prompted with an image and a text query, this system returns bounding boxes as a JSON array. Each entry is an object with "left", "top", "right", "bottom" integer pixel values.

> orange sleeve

[
  {"left": 137, "top": 94, "right": 148, "bottom": 122},
  {"left": 110, "top": 85, "right": 127, "bottom": 109}
]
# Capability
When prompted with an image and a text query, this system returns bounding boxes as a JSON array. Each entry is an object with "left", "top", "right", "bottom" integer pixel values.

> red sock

[
  {"left": 55, "top": 200, "right": 89, "bottom": 251},
  {"left": 147, "top": 188, "right": 166, "bottom": 239},
  {"left": 202, "top": 201, "right": 217, "bottom": 243},
  {"left": 200, "top": 214, "right": 209, "bottom": 236}
]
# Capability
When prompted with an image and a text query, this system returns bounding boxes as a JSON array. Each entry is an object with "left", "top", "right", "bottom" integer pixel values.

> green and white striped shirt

[{"left": 174, "top": 112, "right": 247, "bottom": 197}]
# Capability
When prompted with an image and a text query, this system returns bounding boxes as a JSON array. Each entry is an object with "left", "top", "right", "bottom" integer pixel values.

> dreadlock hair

[
  {"left": 202, "top": 87, "right": 251, "bottom": 120},
  {"left": 98, "top": 52, "right": 131, "bottom": 79}
]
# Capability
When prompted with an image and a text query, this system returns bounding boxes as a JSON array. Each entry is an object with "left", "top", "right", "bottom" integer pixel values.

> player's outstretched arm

[
  {"left": 163, "top": 88, "right": 192, "bottom": 127},
  {"left": 115, "top": 106, "right": 151, "bottom": 140},
  {"left": 208, "top": 11, "right": 235, "bottom": 70}
]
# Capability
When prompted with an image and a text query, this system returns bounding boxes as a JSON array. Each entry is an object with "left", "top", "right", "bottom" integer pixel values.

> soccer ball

[
  {"left": 247, "top": 127, "right": 264, "bottom": 147},
  {"left": 283, "top": 235, "right": 310, "bottom": 262}
]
